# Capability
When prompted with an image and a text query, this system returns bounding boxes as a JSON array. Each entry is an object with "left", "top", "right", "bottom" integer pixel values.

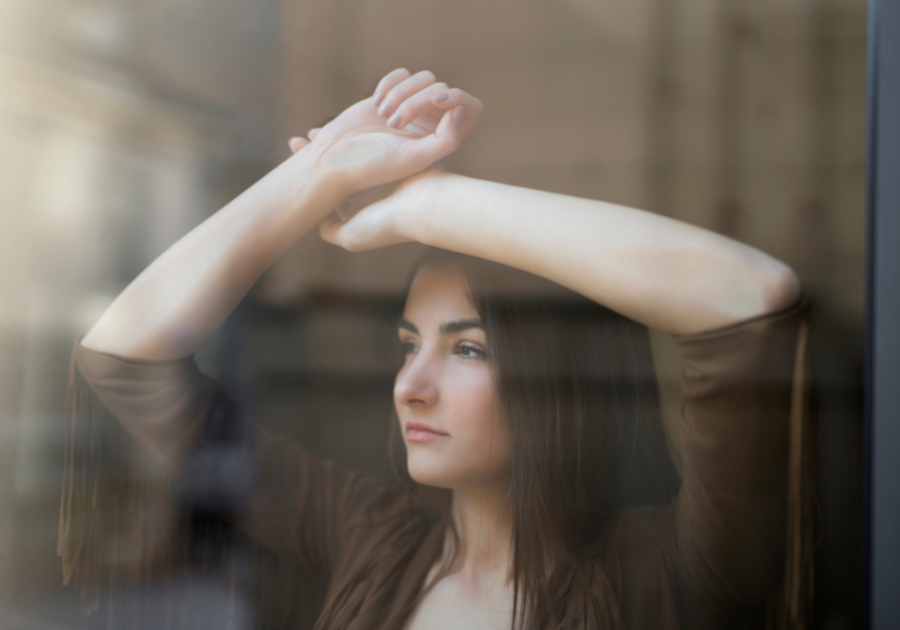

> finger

[
  {"left": 335, "top": 197, "right": 355, "bottom": 222},
  {"left": 430, "top": 88, "right": 483, "bottom": 115},
  {"left": 402, "top": 105, "right": 465, "bottom": 167},
  {"left": 307, "top": 128, "right": 321, "bottom": 141},
  {"left": 377, "top": 70, "right": 437, "bottom": 119},
  {"left": 318, "top": 213, "right": 343, "bottom": 245},
  {"left": 335, "top": 183, "right": 394, "bottom": 221},
  {"left": 430, "top": 88, "right": 484, "bottom": 138},
  {"left": 289, "top": 137, "right": 310, "bottom": 153},
  {"left": 319, "top": 213, "right": 362, "bottom": 251},
  {"left": 386, "top": 82, "right": 449, "bottom": 129},
  {"left": 319, "top": 189, "right": 399, "bottom": 252},
  {"left": 373, "top": 68, "right": 411, "bottom": 108}
]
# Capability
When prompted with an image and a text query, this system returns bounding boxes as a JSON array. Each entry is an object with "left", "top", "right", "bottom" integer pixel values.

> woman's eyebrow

[
  {"left": 397, "top": 318, "right": 484, "bottom": 335},
  {"left": 398, "top": 318, "right": 419, "bottom": 334},
  {"left": 439, "top": 318, "right": 484, "bottom": 334}
]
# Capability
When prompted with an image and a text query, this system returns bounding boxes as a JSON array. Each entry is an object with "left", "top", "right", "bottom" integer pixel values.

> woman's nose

[{"left": 394, "top": 354, "right": 439, "bottom": 408}]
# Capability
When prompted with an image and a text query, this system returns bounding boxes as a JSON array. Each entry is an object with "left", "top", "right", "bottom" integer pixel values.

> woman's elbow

[{"left": 760, "top": 262, "right": 803, "bottom": 314}]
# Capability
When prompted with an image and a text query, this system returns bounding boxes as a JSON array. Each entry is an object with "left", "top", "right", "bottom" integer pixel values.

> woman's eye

[
  {"left": 457, "top": 343, "right": 487, "bottom": 360},
  {"left": 401, "top": 340, "right": 418, "bottom": 355}
]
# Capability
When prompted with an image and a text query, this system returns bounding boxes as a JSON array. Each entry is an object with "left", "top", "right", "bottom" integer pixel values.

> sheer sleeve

[
  {"left": 58, "top": 332, "right": 395, "bottom": 615},
  {"left": 665, "top": 294, "right": 817, "bottom": 627},
  {"left": 605, "top": 295, "right": 817, "bottom": 630}
]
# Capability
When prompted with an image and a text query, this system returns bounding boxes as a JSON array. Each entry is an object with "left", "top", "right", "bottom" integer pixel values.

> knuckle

[{"left": 417, "top": 70, "right": 436, "bottom": 82}]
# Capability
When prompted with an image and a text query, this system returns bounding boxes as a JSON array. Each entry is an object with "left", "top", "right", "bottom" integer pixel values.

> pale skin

[
  {"left": 80, "top": 68, "right": 801, "bottom": 630},
  {"left": 395, "top": 267, "right": 515, "bottom": 629}
]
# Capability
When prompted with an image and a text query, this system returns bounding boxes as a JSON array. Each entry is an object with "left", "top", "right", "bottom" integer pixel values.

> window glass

[{"left": 0, "top": 1, "right": 866, "bottom": 628}]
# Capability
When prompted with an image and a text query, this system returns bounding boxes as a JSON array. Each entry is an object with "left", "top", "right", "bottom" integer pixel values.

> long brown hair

[{"left": 386, "top": 248, "right": 681, "bottom": 629}]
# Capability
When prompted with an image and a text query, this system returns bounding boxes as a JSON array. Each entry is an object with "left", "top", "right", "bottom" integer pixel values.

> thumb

[{"left": 289, "top": 137, "right": 310, "bottom": 153}]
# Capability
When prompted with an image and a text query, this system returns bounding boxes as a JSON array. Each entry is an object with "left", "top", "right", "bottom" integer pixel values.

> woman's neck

[{"left": 447, "top": 482, "right": 514, "bottom": 585}]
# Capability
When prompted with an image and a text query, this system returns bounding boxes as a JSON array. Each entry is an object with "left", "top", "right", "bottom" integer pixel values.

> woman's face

[{"left": 394, "top": 266, "right": 511, "bottom": 490}]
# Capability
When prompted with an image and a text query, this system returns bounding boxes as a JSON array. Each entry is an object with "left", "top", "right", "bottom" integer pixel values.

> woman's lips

[{"left": 405, "top": 421, "right": 450, "bottom": 443}]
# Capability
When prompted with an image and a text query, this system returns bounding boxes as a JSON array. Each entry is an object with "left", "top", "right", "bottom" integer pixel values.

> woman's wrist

[
  {"left": 304, "top": 132, "right": 416, "bottom": 199},
  {"left": 284, "top": 144, "right": 350, "bottom": 218},
  {"left": 398, "top": 168, "right": 457, "bottom": 244}
]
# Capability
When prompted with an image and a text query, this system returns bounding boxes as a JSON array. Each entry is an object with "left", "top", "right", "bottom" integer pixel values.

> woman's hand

[
  {"left": 314, "top": 167, "right": 447, "bottom": 252},
  {"left": 294, "top": 69, "right": 482, "bottom": 196}
]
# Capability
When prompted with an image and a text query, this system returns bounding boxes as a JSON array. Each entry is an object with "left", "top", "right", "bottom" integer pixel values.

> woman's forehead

[{"left": 402, "top": 267, "right": 479, "bottom": 326}]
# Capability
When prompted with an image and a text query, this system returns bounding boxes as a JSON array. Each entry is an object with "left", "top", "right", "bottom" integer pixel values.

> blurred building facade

[{"left": 0, "top": 0, "right": 866, "bottom": 628}]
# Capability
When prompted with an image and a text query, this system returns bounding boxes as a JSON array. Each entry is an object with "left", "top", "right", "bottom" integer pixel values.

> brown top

[{"left": 58, "top": 295, "right": 817, "bottom": 630}]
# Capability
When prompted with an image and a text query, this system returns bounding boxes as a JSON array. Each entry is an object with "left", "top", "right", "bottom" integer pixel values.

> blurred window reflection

[{"left": 0, "top": 1, "right": 866, "bottom": 629}]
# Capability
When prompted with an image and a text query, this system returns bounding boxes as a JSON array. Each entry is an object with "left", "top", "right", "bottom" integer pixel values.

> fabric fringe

[
  {"left": 59, "top": 345, "right": 176, "bottom": 622},
  {"left": 58, "top": 343, "right": 326, "bottom": 629},
  {"left": 769, "top": 315, "right": 819, "bottom": 630},
  {"left": 57, "top": 348, "right": 250, "bottom": 628},
  {"left": 58, "top": 313, "right": 820, "bottom": 629}
]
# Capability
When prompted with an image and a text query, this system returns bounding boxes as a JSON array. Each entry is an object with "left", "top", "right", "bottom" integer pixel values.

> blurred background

[{"left": 0, "top": 0, "right": 866, "bottom": 628}]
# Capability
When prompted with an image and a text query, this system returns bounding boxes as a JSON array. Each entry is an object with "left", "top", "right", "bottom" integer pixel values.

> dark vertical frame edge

[
  {"left": 862, "top": 0, "right": 877, "bottom": 628},
  {"left": 864, "top": 0, "right": 900, "bottom": 628}
]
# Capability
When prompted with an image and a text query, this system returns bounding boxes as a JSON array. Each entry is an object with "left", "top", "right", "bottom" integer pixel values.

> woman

[{"left": 59, "top": 69, "right": 816, "bottom": 629}]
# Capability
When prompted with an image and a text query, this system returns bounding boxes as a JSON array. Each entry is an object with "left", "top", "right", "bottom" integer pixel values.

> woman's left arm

[
  {"left": 318, "top": 81, "right": 800, "bottom": 335},
  {"left": 420, "top": 174, "right": 799, "bottom": 335},
  {"left": 323, "top": 169, "right": 800, "bottom": 335}
]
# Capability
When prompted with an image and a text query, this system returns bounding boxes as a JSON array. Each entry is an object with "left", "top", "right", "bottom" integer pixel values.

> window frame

[{"left": 863, "top": 1, "right": 900, "bottom": 628}]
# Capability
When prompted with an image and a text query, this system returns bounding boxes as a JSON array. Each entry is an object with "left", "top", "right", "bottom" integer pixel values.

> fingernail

[
  {"left": 453, "top": 105, "right": 466, "bottom": 124},
  {"left": 388, "top": 113, "right": 403, "bottom": 128},
  {"left": 373, "top": 92, "right": 384, "bottom": 107},
  {"left": 433, "top": 92, "right": 449, "bottom": 103},
  {"left": 378, "top": 102, "right": 393, "bottom": 117}
]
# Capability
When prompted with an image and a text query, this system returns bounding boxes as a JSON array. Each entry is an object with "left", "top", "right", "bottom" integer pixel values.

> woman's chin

[
  {"left": 406, "top": 449, "right": 511, "bottom": 489},
  {"left": 407, "top": 463, "right": 455, "bottom": 489}
]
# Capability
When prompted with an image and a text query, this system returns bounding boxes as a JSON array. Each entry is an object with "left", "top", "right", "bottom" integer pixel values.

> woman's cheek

[{"left": 456, "top": 376, "right": 510, "bottom": 478}]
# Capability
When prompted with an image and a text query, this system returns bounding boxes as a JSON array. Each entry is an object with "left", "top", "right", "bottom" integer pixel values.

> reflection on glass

[{"left": 0, "top": 2, "right": 864, "bottom": 630}]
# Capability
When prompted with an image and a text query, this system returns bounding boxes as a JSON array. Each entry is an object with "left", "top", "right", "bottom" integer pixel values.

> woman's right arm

[
  {"left": 81, "top": 67, "right": 482, "bottom": 361},
  {"left": 62, "top": 75, "right": 482, "bottom": 605},
  {"left": 80, "top": 145, "right": 345, "bottom": 361},
  {"left": 64, "top": 69, "right": 482, "bottom": 582}
]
